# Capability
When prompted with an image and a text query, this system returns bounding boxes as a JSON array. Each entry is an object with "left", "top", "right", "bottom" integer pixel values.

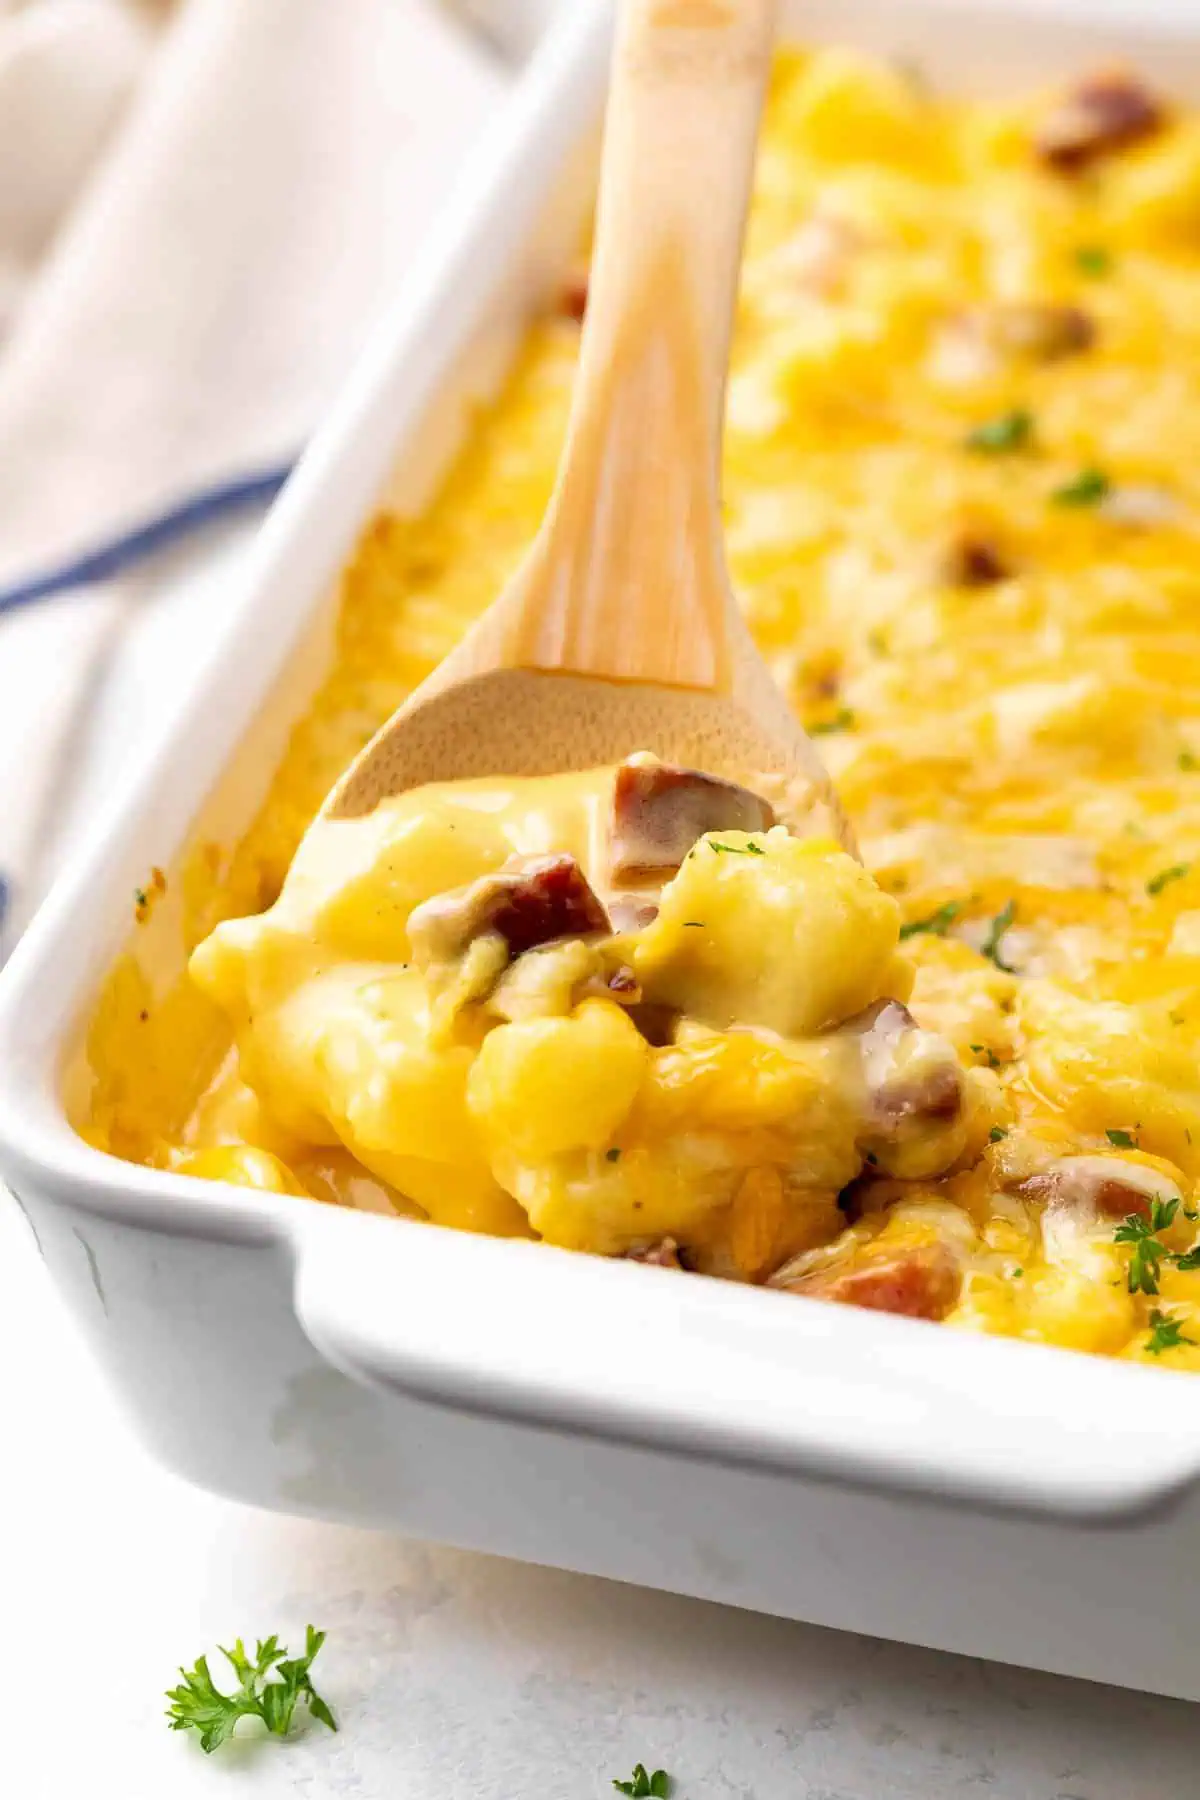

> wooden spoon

[{"left": 325, "top": 0, "right": 851, "bottom": 849}]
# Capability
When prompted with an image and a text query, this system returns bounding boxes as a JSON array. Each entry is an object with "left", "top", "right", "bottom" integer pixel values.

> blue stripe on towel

[{"left": 0, "top": 464, "right": 296, "bottom": 619}]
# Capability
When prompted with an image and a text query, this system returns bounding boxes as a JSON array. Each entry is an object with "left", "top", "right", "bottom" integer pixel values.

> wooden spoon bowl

[{"left": 325, "top": 0, "right": 852, "bottom": 850}]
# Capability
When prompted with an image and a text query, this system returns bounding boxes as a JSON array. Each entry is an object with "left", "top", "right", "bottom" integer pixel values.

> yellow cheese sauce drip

[{"left": 79, "top": 48, "right": 1200, "bottom": 1365}]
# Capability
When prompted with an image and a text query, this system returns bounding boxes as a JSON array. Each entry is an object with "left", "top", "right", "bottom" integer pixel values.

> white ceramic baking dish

[{"left": 4, "top": 0, "right": 1200, "bottom": 1702}]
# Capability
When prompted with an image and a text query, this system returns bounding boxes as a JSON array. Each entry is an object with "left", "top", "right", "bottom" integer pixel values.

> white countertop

[{"left": 3, "top": 519, "right": 1199, "bottom": 1799}]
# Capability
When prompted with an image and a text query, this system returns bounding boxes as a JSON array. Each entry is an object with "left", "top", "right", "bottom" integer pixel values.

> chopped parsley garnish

[
  {"left": 614, "top": 1767, "right": 671, "bottom": 1798},
  {"left": 1106, "top": 1128, "right": 1138, "bottom": 1148},
  {"left": 965, "top": 409, "right": 1033, "bottom": 455},
  {"left": 166, "top": 1628, "right": 335, "bottom": 1755},
  {"left": 1114, "top": 1198, "right": 1179, "bottom": 1296},
  {"left": 1175, "top": 1245, "right": 1200, "bottom": 1273},
  {"left": 1010, "top": 1266, "right": 1024, "bottom": 1278},
  {"left": 1147, "top": 863, "right": 1191, "bottom": 896},
  {"left": 989, "top": 1126, "right": 1008, "bottom": 1144},
  {"left": 980, "top": 900, "right": 1017, "bottom": 970},
  {"left": 1145, "top": 1310, "right": 1196, "bottom": 1356},
  {"left": 970, "top": 1043, "right": 1002, "bottom": 1069},
  {"left": 606, "top": 1148, "right": 622, "bottom": 1163},
  {"left": 1051, "top": 467, "right": 1110, "bottom": 508},
  {"left": 898, "top": 901, "right": 962, "bottom": 941},
  {"left": 134, "top": 887, "right": 148, "bottom": 909},
  {"left": 810, "top": 707, "right": 857, "bottom": 735},
  {"left": 1180, "top": 750, "right": 1199, "bottom": 772},
  {"left": 707, "top": 840, "right": 765, "bottom": 856},
  {"left": 1074, "top": 245, "right": 1113, "bottom": 277}
]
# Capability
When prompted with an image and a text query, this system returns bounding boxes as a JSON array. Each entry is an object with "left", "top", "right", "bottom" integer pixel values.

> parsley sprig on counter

[
  {"left": 166, "top": 1627, "right": 335, "bottom": 1754},
  {"left": 614, "top": 1766, "right": 671, "bottom": 1797}
]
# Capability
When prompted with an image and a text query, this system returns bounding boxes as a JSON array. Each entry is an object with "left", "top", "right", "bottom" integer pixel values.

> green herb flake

[
  {"left": 810, "top": 707, "right": 857, "bottom": 735},
  {"left": 1106, "top": 1128, "right": 1138, "bottom": 1149},
  {"left": 989, "top": 1126, "right": 1008, "bottom": 1144},
  {"left": 134, "top": 887, "right": 148, "bottom": 909},
  {"left": 1010, "top": 1266, "right": 1024, "bottom": 1278},
  {"left": 1147, "top": 863, "right": 1191, "bottom": 897},
  {"left": 1051, "top": 467, "right": 1111, "bottom": 508},
  {"left": 965, "top": 409, "right": 1034, "bottom": 455},
  {"left": 613, "top": 1767, "right": 671, "bottom": 1798},
  {"left": 970, "top": 1043, "right": 1002, "bottom": 1069},
  {"left": 1179, "top": 750, "right": 1199, "bottom": 772},
  {"left": 1114, "top": 1198, "right": 1179, "bottom": 1296},
  {"left": 899, "top": 901, "right": 962, "bottom": 941},
  {"left": 1175, "top": 1245, "right": 1200, "bottom": 1273},
  {"left": 981, "top": 899, "right": 1017, "bottom": 971},
  {"left": 1145, "top": 1309, "right": 1197, "bottom": 1356},
  {"left": 1074, "top": 245, "right": 1113, "bottom": 278},
  {"left": 707, "top": 839, "right": 765, "bottom": 856},
  {"left": 166, "top": 1627, "right": 336, "bottom": 1755}
]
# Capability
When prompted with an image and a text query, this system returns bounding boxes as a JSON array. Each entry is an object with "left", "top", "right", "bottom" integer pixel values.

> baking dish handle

[{"left": 293, "top": 1215, "right": 1200, "bottom": 1524}]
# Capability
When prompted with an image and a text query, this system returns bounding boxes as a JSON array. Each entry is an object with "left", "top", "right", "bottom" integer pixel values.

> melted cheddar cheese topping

[
  {"left": 79, "top": 50, "right": 1200, "bottom": 1364},
  {"left": 188, "top": 762, "right": 989, "bottom": 1269}
]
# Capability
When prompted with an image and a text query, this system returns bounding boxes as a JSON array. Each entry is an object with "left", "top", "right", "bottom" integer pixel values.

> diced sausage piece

[
  {"left": 408, "top": 854, "right": 610, "bottom": 966},
  {"left": 610, "top": 759, "right": 775, "bottom": 882},
  {"left": 1015, "top": 1154, "right": 1181, "bottom": 1221},
  {"left": 932, "top": 303, "right": 1093, "bottom": 384},
  {"left": 782, "top": 1242, "right": 962, "bottom": 1321},
  {"left": 992, "top": 302, "right": 1095, "bottom": 361},
  {"left": 1035, "top": 71, "right": 1164, "bottom": 172},
  {"left": 559, "top": 266, "right": 589, "bottom": 322},
  {"left": 848, "top": 999, "right": 966, "bottom": 1129},
  {"left": 626, "top": 1238, "right": 682, "bottom": 1269},
  {"left": 609, "top": 897, "right": 661, "bottom": 933},
  {"left": 940, "top": 531, "right": 1011, "bottom": 588},
  {"left": 604, "top": 965, "right": 641, "bottom": 999}
]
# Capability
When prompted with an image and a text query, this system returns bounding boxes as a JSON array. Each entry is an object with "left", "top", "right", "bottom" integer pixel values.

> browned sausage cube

[
  {"left": 992, "top": 302, "right": 1095, "bottom": 361},
  {"left": 786, "top": 1243, "right": 962, "bottom": 1321},
  {"left": 610, "top": 758, "right": 775, "bottom": 883},
  {"left": 1035, "top": 71, "right": 1164, "bottom": 172},
  {"left": 409, "top": 854, "right": 610, "bottom": 966}
]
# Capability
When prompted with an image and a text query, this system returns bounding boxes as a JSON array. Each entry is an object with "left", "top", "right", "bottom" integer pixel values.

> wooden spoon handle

[{"left": 509, "top": 0, "right": 779, "bottom": 691}]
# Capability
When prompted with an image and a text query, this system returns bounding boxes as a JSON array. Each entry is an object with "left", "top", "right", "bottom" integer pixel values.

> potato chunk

[
  {"left": 633, "top": 830, "right": 905, "bottom": 1036},
  {"left": 467, "top": 997, "right": 647, "bottom": 1162}
]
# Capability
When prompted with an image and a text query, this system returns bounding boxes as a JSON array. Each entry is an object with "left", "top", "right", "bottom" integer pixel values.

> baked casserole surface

[{"left": 79, "top": 51, "right": 1200, "bottom": 1365}]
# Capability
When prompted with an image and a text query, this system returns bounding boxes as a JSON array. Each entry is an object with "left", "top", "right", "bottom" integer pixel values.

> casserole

[{"left": 5, "top": 0, "right": 1200, "bottom": 1700}]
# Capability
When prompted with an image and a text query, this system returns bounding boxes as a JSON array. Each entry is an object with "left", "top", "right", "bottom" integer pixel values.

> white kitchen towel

[
  {"left": 0, "top": 0, "right": 511, "bottom": 955},
  {"left": 0, "top": 0, "right": 153, "bottom": 337},
  {"left": 0, "top": 0, "right": 506, "bottom": 605}
]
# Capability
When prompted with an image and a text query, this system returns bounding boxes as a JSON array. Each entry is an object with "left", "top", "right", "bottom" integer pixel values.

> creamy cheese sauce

[
  {"left": 78, "top": 49, "right": 1200, "bottom": 1364},
  {"left": 186, "top": 761, "right": 962, "bottom": 1266}
]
